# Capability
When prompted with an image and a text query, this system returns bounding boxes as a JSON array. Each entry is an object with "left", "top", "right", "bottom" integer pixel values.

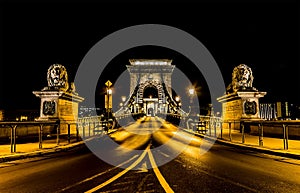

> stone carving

[
  {"left": 226, "top": 64, "right": 256, "bottom": 93},
  {"left": 244, "top": 100, "right": 257, "bottom": 115},
  {"left": 47, "top": 64, "right": 69, "bottom": 91},
  {"left": 67, "top": 82, "right": 78, "bottom": 95},
  {"left": 43, "top": 101, "right": 56, "bottom": 115}
]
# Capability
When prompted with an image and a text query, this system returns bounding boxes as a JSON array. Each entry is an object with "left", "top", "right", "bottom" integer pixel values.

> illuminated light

[
  {"left": 175, "top": 96, "right": 180, "bottom": 102},
  {"left": 131, "top": 60, "right": 172, "bottom": 65},
  {"left": 107, "top": 89, "right": 112, "bottom": 95},
  {"left": 121, "top": 96, "right": 126, "bottom": 102},
  {"left": 188, "top": 88, "right": 195, "bottom": 95}
]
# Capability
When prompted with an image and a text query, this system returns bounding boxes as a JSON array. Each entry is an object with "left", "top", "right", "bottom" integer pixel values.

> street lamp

[
  {"left": 107, "top": 88, "right": 112, "bottom": 95},
  {"left": 188, "top": 88, "right": 195, "bottom": 103},
  {"left": 188, "top": 87, "right": 195, "bottom": 115},
  {"left": 105, "top": 80, "right": 113, "bottom": 120},
  {"left": 121, "top": 96, "right": 126, "bottom": 103}
]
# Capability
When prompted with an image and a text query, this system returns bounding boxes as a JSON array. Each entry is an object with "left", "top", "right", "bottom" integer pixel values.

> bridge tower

[{"left": 126, "top": 59, "right": 175, "bottom": 116}]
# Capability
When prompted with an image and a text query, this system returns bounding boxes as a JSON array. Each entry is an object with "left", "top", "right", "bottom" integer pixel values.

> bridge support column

[
  {"left": 217, "top": 91, "right": 266, "bottom": 131},
  {"left": 33, "top": 64, "right": 84, "bottom": 135}
]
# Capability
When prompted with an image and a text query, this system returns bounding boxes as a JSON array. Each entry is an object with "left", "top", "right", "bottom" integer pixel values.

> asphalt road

[{"left": 1, "top": 117, "right": 300, "bottom": 193}]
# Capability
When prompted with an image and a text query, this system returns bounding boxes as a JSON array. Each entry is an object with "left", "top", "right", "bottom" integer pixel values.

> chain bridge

[{"left": 114, "top": 59, "right": 188, "bottom": 120}]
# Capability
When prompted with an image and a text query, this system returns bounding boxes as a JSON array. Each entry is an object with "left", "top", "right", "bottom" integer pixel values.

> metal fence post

[
  {"left": 68, "top": 123, "right": 71, "bottom": 144},
  {"left": 283, "top": 124, "right": 287, "bottom": 150},
  {"left": 258, "top": 123, "right": 263, "bottom": 147},
  {"left": 220, "top": 120, "right": 223, "bottom": 139},
  {"left": 10, "top": 125, "right": 17, "bottom": 153},
  {"left": 241, "top": 122, "right": 245, "bottom": 144},
  {"left": 229, "top": 122, "right": 232, "bottom": 141},
  {"left": 285, "top": 125, "right": 289, "bottom": 150},
  {"left": 39, "top": 124, "right": 43, "bottom": 149},
  {"left": 56, "top": 122, "right": 60, "bottom": 145}
]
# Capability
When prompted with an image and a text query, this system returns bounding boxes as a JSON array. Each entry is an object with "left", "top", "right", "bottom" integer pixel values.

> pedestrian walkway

[
  {"left": 0, "top": 138, "right": 85, "bottom": 163},
  {"left": 184, "top": 128, "right": 300, "bottom": 159},
  {"left": 220, "top": 129, "right": 300, "bottom": 154}
]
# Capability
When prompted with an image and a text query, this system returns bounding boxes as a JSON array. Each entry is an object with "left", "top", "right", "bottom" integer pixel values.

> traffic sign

[{"left": 105, "top": 80, "right": 112, "bottom": 87}]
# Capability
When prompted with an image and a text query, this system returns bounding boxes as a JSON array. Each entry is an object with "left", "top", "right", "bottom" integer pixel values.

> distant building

[
  {"left": 0, "top": 110, "right": 4, "bottom": 121},
  {"left": 1, "top": 109, "right": 39, "bottom": 121},
  {"left": 276, "top": 101, "right": 290, "bottom": 120},
  {"left": 273, "top": 101, "right": 300, "bottom": 120}
]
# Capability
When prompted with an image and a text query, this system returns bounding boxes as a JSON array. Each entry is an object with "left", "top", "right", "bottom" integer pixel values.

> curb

[
  {"left": 0, "top": 139, "right": 91, "bottom": 163},
  {"left": 183, "top": 129, "right": 300, "bottom": 160}
]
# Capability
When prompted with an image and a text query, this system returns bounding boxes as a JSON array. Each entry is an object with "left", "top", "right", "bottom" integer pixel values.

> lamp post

[
  {"left": 175, "top": 96, "right": 180, "bottom": 114},
  {"left": 105, "top": 80, "right": 113, "bottom": 120},
  {"left": 188, "top": 88, "right": 195, "bottom": 103}
]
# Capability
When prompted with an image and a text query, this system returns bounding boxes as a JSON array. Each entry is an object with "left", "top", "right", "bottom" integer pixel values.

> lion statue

[
  {"left": 226, "top": 64, "right": 255, "bottom": 93},
  {"left": 47, "top": 64, "right": 69, "bottom": 91}
]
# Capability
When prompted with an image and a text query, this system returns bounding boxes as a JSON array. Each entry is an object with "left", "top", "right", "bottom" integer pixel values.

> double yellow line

[{"left": 85, "top": 143, "right": 174, "bottom": 193}]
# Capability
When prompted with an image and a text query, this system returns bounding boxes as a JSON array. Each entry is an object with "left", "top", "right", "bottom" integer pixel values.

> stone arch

[{"left": 137, "top": 80, "right": 165, "bottom": 104}]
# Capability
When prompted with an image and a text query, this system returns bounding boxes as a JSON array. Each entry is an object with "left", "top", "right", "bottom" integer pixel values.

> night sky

[{"left": 0, "top": 1, "right": 299, "bottom": 111}]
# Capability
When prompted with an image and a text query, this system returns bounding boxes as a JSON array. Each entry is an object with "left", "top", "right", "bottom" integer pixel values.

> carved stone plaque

[
  {"left": 43, "top": 101, "right": 56, "bottom": 115},
  {"left": 244, "top": 101, "right": 257, "bottom": 115}
]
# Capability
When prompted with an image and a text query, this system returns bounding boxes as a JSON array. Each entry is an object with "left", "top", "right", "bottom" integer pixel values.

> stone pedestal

[
  {"left": 33, "top": 90, "right": 84, "bottom": 134},
  {"left": 217, "top": 91, "right": 266, "bottom": 130}
]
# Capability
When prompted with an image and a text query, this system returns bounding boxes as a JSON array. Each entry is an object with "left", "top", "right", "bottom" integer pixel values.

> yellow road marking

[
  {"left": 148, "top": 149, "right": 174, "bottom": 193},
  {"left": 85, "top": 144, "right": 150, "bottom": 193},
  {"left": 59, "top": 155, "right": 139, "bottom": 192}
]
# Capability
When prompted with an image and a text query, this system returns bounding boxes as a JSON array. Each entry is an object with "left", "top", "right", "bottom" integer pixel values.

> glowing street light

[
  {"left": 189, "top": 88, "right": 195, "bottom": 96},
  {"left": 107, "top": 88, "right": 112, "bottom": 95},
  {"left": 187, "top": 86, "right": 196, "bottom": 115},
  {"left": 121, "top": 96, "right": 126, "bottom": 102}
]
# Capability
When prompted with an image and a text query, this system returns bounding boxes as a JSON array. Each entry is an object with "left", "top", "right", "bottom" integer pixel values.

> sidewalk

[
  {"left": 184, "top": 128, "right": 300, "bottom": 159},
  {"left": 0, "top": 128, "right": 119, "bottom": 163},
  {"left": 0, "top": 139, "right": 86, "bottom": 163}
]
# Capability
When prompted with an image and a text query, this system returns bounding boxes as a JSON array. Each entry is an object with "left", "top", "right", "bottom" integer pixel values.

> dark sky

[{"left": 0, "top": 1, "right": 299, "bottom": 110}]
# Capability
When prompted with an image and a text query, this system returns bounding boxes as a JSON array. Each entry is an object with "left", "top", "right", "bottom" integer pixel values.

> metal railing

[
  {"left": 0, "top": 115, "right": 128, "bottom": 153},
  {"left": 189, "top": 119, "right": 300, "bottom": 150},
  {"left": 0, "top": 121, "right": 59, "bottom": 153}
]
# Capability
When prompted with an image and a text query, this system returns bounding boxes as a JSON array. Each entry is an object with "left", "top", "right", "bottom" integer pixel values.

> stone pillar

[
  {"left": 217, "top": 64, "right": 266, "bottom": 130},
  {"left": 33, "top": 64, "right": 84, "bottom": 134},
  {"left": 217, "top": 91, "right": 266, "bottom": 130}
]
